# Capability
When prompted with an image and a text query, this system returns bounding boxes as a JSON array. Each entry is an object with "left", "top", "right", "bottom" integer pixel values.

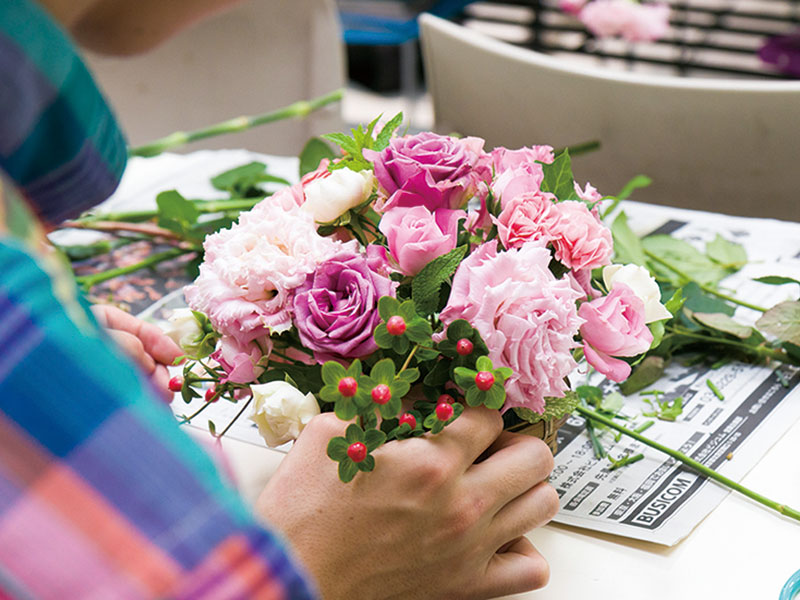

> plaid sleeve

[{"left": 0, "top": 240, "right": 318, "bottom": 600}]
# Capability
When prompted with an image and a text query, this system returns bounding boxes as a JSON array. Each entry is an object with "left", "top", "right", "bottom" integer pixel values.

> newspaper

[
  {"left": 73, "top": 152, "right": 800, "bottom": 544},
  {"left": 550, "top": 202, "right": 800, "bottom": 545}
]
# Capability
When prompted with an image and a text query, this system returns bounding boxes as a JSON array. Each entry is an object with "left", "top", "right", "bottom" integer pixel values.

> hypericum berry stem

[
  {"left": 347, "top": 442, "right": 367, "bottom": 463},
  {"left": 338, "top": 377, "right": 358, "bottom": 397},
  {"left": 475, "top": 371, "right": 495, "bottom": 391},
  {"left": 371, "top": 384, "right": 392, "bottom": 405},
  {"left": 386, "top": 315, "right": 407, "bottom": 336},
  {"left": 205, "top": 386, "right": 220, "bottom": 403}
]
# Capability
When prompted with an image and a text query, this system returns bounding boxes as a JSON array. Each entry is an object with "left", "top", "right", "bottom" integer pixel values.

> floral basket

[{"left": 166, "top": 115, "right": 672, "bottom": 482}]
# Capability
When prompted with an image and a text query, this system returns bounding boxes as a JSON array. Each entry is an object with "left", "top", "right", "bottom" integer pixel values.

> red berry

[
  {"left": 205, "top": 386, "right": 219, "bottom": 402},
  {"left": 347, "top": 442, "right": 367, "bottom": 463},
  {"left": 386, "top": 315, "right": 407, "bottom": 336},
  {"left": 168, "top": 376, "right": 183, "bottom": 393},
  {"left": 399, "top": 412, "right": 417, "bottom": 429},
  {"left": 338, "top": 376, "right": 358, "bottom": 397},
  {"left": 456, "top": 338, "right": 474, "bottom": 356},
  {"left": 371, "top": 384, "right": 392, "bottom": 405},
  {"left": 475, "top": 371, "right": 495, "bottom": 391},
  {"left": 435, "top": 402, "right": 454, "bottom": 421},
  {"left": 438, "top": 394, "right": 454, "bottom": 405}
]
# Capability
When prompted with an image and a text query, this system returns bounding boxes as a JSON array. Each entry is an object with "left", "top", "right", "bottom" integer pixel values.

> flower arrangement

[
  {"left": 559, "top": 0, "right": 671, "bottom": 43},
  {"left": 166, "top": 115, "right": 673, "bottom": 481}
]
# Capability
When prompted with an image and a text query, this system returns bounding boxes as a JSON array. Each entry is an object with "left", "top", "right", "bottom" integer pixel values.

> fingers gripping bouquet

[{"left": 170, "top": 116, "right": 671, "bottom": 482}]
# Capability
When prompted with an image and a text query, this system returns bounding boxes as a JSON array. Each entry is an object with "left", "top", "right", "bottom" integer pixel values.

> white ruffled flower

[
  {"left": 302, "top": 168, "right": 373, "bottom": 223},
  {"left": 603, "top": 263, "right": 672, "bottom": 323},
  {"left": 249, "top": 381, "right": 320, "bottom": 447}
]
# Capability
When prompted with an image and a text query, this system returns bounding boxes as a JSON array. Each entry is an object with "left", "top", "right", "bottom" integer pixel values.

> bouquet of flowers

[{"left": 166, "top": 115, "right": 672, "bottom": 481}]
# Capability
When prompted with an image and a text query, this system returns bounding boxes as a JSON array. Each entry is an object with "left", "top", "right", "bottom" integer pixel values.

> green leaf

[
  {"left": 371, "top": 358, "right": 396, "bottom": 383},
  {"left": 465, "top": 387, "right": 482, "bottom": 407},
  {"left": 211, "top": 161, "right": 265, "bottom": 190},
  {"left": 207, "top": 420, "right": 216, "bottom": 436},
  {"left": 364, "top": 428, "right": 387, "bottom": 451},
  {"left": 618, "top": 356, "right": 665, "bottom": 395},
  {"left": 392, "top": 335, "right": 410, "bottom": 354},
  {"left": 156, "top": 190, "right": 199, "bottom": 234},
  {"left": 446, "top": 319, "right": 473, "bottom": 342},
  {"left": 405, "top": 318, "right": 433, "bottom": 344},
  {"left": 378, "top": 296, "right": 400, "bottom": 321},
  {"left": 756, "top": 301, "right": 800, "bottom": 345},
  {"left": 299, "top": 137, "right": 337, "bottom": 177},
  {"left": 599, "top": 391, "right": 624, "bottom": 415},
  {"left": 483, "top": 383, "right": 506, "bottom": 409},
  {"left": 664, "top": 287, "right": 686, "bottom": 315},
  {"left": 338, "top": 459, "right": 358, "bottom": 483},
  {"left": 322, "top": 132, "right": 359, "bottom": 156},
  {"left": 615, "top": 174, "right": 652, "bottom": 200},
  {"left": 692, "top": 312, "right": 753, "bottom": 339},
  {"left": 681, "top": 282, "right": 735, "bottom": 316},
  {"left": 453, "top": 366, "right": 476, "bottom": 389},
  {"left": 424, "top": 360, "right": 451, "bottom": 387},
  {"left": 754, "top": 275, "right": 800, "bottom": 288},
  {"left": 397, "top": 368, "right": 420, "bottom": 384},
  {"left": 643, "top": 236, "right": 729, "bottom": 287},
  {"left": 649, "top": 320, "right": 665, "bottom": 348},
  {"left": 334, "top": 398, "right": 358, "bottom": 421},
  {"left": 321, "top": 361, "right": 347, "bottom": 385},
  {"left": 412, "top": 246, "right": 468, "bottom": 316},
  {"left": 374, "top": 113, "right": 403, "bottom": 151},
  {"left": 494, "top": 366, "right": 513, "bottom": 381},
  {"left": 357, "top": 455, "right": 376, "bottom": 472},
  {"left": 576, "top": 385, "right": 603, "bottom": 405},
  {"left": 611, "top": 212, "right": 647, "bottom": 266},
  {"left": 346, "top": 360, "right": 363, "bottom": 378},
  {"left": 398, "top": 300, "right": 417, "bottom": 322},
  {"left": 327, "top": 437, "right": 349, "bottom": 461},
  {"left": 706, "top": 234, "right": 747, "bottom": 268},
  {"left": 373, "top": 324, "right": 394, "bottom": 349},
  {"left": 345, "top": 424, "right": 363, "bottom": 443},
  {"left": 475, "top": 355, "right": 493, "bottom": 371},
  {"left": 539, "top": 150, "right": 578, "bottom": 201}
]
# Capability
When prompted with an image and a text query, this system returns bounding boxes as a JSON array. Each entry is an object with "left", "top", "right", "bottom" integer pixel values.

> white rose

[
  {"left": 249, "top": 381, "right": 320, "bottom": 447},
  {"left": 302, "top": 168, "right": 373, "bottom": 223},
  {"left": 603, "top": 264, "right": 672, "bottom": 323},
  {"left": 164, "top": 308, "right": 205, "bottom": 354}
]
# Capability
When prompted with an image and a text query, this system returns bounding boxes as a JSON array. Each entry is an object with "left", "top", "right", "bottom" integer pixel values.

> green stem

[
  {"left": 74, "top": 198, "right": 265, "bottom": 224},
  {"left": 576, "top": 406, "right": 800, "bottom": 522},
  {"left": 644, "top": 249, "right": 768, "bottom": 312},
  {"left": 178, "top": 396, "right": 215, "bottom": 424},
  {"left": 667, "top": 327, "right": 791, "bottom": 363},
  {"left": 555, "top": 139, "right": 601, "bottom": 157},
  {"left": 76, "top": 247, "right": 194, "bottom": 290},
  {"left": 214, "top": 395, "right": 254, "bottom": 440},
  {"left": 129, "top": 89, "right": 344, "bottom": 158},
  {"left": 399, "top": 345, "right": 419, "bottom": 373}
]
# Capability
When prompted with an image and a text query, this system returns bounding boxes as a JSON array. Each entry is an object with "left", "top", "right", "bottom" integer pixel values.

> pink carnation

[
  {"left": 579, "top": 283, "right": 653, "bottom": 382},
  {"left": 494, "top": 191, "right": 560, "bottom": 250},
  {"left": 580, "top": 0, "right": 670, "bottom": 42},
  {"left": 184, "top": 188, "right": 344, "bottom": 347},
  {"left": 440, "top": 241, "right": 583, "bottom": 413},
  {"left": 549, "top": 200, "right": 613, "bottom": 271}
]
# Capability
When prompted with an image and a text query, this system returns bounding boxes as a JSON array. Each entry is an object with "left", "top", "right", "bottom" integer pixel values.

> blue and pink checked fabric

[{"left": 0, "top": 1, "right": 317, "bottom": 598}]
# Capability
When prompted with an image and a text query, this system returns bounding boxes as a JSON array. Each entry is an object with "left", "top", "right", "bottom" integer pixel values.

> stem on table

[
  {"left": 76, "top": 247, "right": 194, "bottom": 290},
  {"left": 73, "top": 198, "right": 265, "bottom": 224},
  {"left": 576, "top": 405, "right": 800, "bottom": 523},
  {"left": 644, "top": 249, "right": 768, "bottom": 313},
  {"left": 63, "top": 220, "right": 183, "bottom": 240},
  {"left": 129, "top": 89, "right": 344, "bottom": 158},
  {"left": 214, "top": 394, "right": 254, "bottom": 440},
  {"left": 667, "top": 327, "right": 790, "bottom": 363}
]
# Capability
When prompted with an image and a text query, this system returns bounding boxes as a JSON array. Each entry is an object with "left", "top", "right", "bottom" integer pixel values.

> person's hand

[
  {"left": 91, "top": 304, "right": 183, "bottom": 400},
  {"left": 257, "top": 407, "right": 559, "bottom": 600}
]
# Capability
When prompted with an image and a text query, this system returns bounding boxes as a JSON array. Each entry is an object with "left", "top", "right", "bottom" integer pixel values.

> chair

[
  {"left": 84, "top": 0, "right": 346, "bottom": 157},
  {"left": 419, "top": 13, "right": 800, "bottom": 221}
]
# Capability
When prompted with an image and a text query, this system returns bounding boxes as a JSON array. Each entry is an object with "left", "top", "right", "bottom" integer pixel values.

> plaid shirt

[{"left": 0, "top": 2, "right": 316, "bottom": 598}]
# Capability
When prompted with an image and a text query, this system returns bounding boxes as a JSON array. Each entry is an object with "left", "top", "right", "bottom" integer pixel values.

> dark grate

[{"left": 454, "top": 0, "right": 800, "bottom": 78}]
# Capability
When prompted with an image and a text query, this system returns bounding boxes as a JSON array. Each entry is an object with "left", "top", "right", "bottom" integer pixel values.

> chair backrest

[
  {"left": 419, "top": 13, "right": 800, "bottom": 221},
  {"left": 85, "top": 0, "right": 345, "bottom": 157}
]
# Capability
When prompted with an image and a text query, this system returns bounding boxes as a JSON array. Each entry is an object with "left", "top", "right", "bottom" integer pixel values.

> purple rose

[
  {"left": 379, "top": 206, "right": 465, "bottom": 276},
  {"left": 364, "top": 132, "right": 490, "bottom": 213},
  {"left": 293, "top": 251, "right": 396, "bottom": 362}
]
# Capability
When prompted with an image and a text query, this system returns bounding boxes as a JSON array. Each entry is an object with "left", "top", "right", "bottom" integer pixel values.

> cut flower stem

[{"left": 576, "top": 405, "right": 800, "bottom": 523}]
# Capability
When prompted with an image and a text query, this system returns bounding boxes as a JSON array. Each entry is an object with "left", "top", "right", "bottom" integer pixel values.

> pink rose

[
  {"left": 440, "top": 241, "right": 583, "bottom": 413},
  {"left": 490, "top": 146, "right": 554, "bottom": 208},
  {"left": 624, "top": 3, "right": 670, "bottom": 42},
  {"left": 494, "top": 190, "right": 560, "bottom": 250},
  {"left": 580, "top": 0, "right": 670, "bottom": 42},
  {"left": 213, "top": 336, "right": 270, "bottom": 384},
  {"left": 364, "top": 132, "right": 491, "bottom": 213},
  {"left": 579, "top": 283, "right": 653, "bottom": 382},
  {"left": 379, "top": 206, "right": 465, "bottom": 275},
  {"left": 491, "top": 145, "right": 554, "bottom": 174},
  {"left": 549, "top": 200, "right": 613, "bottom": 271}
]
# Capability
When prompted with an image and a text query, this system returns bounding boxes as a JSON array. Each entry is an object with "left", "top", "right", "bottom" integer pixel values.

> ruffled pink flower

[
  {"left": 379, "top": 206, "right": 465, "bottom": 275},
  {"left": 579, "top": 283, "right": 653, "bottom": 382},
  {"left": 490, "top": 146, "right": 554, "bottom": 209},
  {"left": 580, "top": 0, "right": 670, "bottom": 42},
  {"left": 560, "top": 0, "right": 588, "bottom": 15},
  {"left": 440, "top": 241, "right": 583, "bottom": 413},
  {"left": 184, "top": 190, "right": 344, "bottom": 346},
  {"left": 549, "top": 200, "right": 613, "bottom": 271},
  {"left": 364, "top": 132, "right": 491, "bottom": 213},
  {"left": 494, "top": 191, "right": 560, "bottom": 250}
]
